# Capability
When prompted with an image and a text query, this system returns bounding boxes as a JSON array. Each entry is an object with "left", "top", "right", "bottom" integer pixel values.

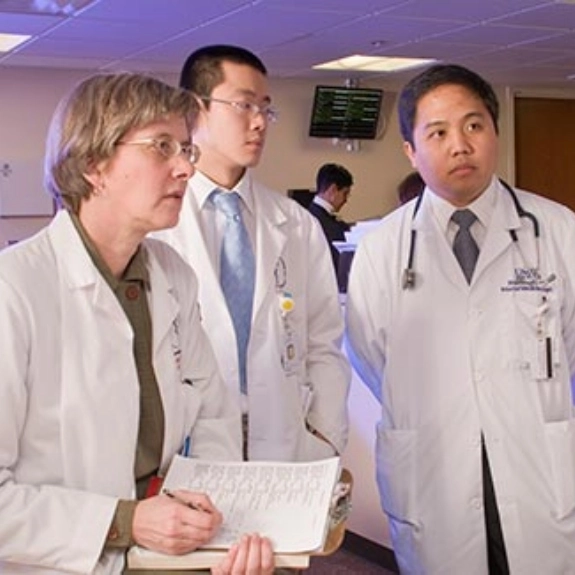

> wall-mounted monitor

[{"left": 309, "top": 85, "right": 383, "bottom": 140}]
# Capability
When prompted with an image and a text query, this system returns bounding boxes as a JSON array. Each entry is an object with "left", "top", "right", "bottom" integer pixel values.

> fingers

[
  {"left": 211, "top": 534, "right": 275, "bottom": 575},
  {"left": 169, "top": 489, "right": 220, "bottom": 516},
  {"left": 132, "top": 492, "right": 222, "bottom": 555}
]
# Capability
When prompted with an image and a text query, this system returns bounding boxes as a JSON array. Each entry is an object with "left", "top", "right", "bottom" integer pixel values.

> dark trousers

[{"left": 482, "top": 439, "right": 510, "bottom": 575}]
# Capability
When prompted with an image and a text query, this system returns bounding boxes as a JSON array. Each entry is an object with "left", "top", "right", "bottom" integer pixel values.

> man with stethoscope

[{"left": 346, "top": 64, "right": 575, "bottom": 574}]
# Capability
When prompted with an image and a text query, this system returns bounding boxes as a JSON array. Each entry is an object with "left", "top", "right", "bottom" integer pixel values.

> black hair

[
  {"left": 316, "top": 163, "right": 354, "bottom": 194},
  {"left": 179, "top": 44, "right": 267, "bottom": 98},
  {"left": 398, "top": 64, "right": 499, "bottom": 147}
]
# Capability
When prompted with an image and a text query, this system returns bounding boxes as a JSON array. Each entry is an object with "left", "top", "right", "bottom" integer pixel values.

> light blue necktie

[
  {"left": 212, "top": 190, "right": 255, "bottom": 394},
  {"left": 452, "top": 209, "right": 479, "bottom": 284}
]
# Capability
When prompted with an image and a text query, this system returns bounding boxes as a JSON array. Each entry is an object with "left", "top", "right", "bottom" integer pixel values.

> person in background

[
  {"left": 308, "top": 163, "right": 354, "bottom": 273},
  {"left": 346, "top": 63, "right": 575, "bottom": 574},
  {"left": 0, "top": 72, "right": 273, "bottom": 575},
  {"left": 397, "top": 170, "right": 425, "bottom": 205},
  {"left": 154, "top": 45, "right": 349, "bottom": 462}
]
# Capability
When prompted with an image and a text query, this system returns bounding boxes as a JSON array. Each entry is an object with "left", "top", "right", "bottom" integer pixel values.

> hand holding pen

[
  {"left": 131, "top": 489, "right": 222, "bottom": 555},
  {"left": 163, "top": 490, "right": 275, "bottom": 574},
  {"left": 163, "top": 488, "right": 212, "bottom": 513}
]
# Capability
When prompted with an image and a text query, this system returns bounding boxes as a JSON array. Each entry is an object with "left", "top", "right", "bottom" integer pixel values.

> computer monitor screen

[{"left": 309, "top": 85, "right": 383, "bottom": 140}]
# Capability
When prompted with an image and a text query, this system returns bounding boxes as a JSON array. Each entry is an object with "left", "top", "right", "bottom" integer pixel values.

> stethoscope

[{"left": 402, "top": 179, "right": 541, "bottom": 290}]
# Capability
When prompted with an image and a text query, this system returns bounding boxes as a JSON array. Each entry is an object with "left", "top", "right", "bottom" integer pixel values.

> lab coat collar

[
  {"left": 251, "top": 180, "right": 289, "bottom": 317},
  {"left": 410, "top": 177, "right": 522, "bottom": 287},
  {"left": 48, "top": 210, "right": 179, "bottom": 347},
  {"left": 144, "top": 240, "right": 180, "bottom": 361},
  {"left": 49, "top": 210, "right": 102, "bottom": 289}
]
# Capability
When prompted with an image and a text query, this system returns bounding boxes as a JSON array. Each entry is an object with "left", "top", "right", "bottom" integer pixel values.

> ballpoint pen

[
  {"left": 181, "top": 435, "right": 191, "bottom": 457},
  {"left": 163, "top": 489, "right": 210, "bottom": 513}
]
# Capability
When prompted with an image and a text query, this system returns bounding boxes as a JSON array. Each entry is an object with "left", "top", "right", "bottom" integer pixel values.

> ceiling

[{"left": 1, "top": 0, "right": 575, "bottom": 90}]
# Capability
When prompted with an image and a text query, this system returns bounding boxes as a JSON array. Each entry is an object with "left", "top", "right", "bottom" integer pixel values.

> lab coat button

[
  {"left": 471, "top": 497, "right": 482, "bottom": 509},
  {"left": 474, "top": 370, "right": 485, "bottom": 382},
  {"left": 125, "top": 285, "right": 140, "bottom": 300}
]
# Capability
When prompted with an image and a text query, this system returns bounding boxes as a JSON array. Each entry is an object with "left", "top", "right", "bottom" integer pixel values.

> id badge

[
  {"left": 282, "top": 330, "right": 298, "bottom": 375},
  {"left": 534, "top": 336, "right": 554, "bottom": 380}
]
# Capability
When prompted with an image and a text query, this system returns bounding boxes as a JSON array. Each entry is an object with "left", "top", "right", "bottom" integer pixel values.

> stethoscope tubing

[{"left": 402, "top": 179, "right": 540, "bottom": 290}]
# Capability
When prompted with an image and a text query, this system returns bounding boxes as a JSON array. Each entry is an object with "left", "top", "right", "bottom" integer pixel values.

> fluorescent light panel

[
  {"left": 0, "top": 0, "right": 95, "bottom": 15},
  {"left": 0, "top": 33, "right": 30, "bottom": 52},
  {"left": 313, "top": 55, "right": 437, "bottom": 73}
]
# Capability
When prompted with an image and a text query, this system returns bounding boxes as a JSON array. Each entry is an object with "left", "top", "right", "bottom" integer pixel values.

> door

[{"left": 515, "top": 97, "right": 575, "bottom": 211}]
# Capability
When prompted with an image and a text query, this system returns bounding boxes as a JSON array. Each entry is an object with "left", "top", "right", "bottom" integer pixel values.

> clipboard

[
  {"left": 126, "top": 466, "right": 353, "bottom": 570},
  {"left": 317, "top": 467, "right": 353, "bottom": 556}
]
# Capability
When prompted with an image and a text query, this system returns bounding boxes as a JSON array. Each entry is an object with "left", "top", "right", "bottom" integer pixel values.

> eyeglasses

[
  {"left": 199, "top": 96, "right": 279, "bottom": 123},
  {"left": 117, "top": 137, "right": 201, "bottom": 164}
]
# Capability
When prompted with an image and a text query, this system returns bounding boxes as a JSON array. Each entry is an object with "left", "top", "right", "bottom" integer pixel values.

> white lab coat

[
  {"left": 0, "top": 210, "right": 241, "bottom": 575},
  {"left": 346, "top": 179, "right": 575, "bottom": 574},
  {"left": 155, "top": 172, "right": 350, "bottom": 461}
]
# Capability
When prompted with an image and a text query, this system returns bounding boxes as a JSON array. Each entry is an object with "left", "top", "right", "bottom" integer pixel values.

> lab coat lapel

[
  {"left": 252, "top": 191, "right": 288, "bottom": 318},
  {"left": 147, "top": 249, "right": 179, "bottom": 358},
  {"left": 52, "top": 210, "right": 127, "bottom": 322},
  {"left": 178, "top": 191, "right": 231, "bottom": 330},
  {"left": 473, "top": 185, "right": 520, "bottom": 284},
  {"left": 412, "top": 193, "right": 467, "bottom": 291},
  {"left": 48, "top": 211, "right": 136, "bottom": 494}
]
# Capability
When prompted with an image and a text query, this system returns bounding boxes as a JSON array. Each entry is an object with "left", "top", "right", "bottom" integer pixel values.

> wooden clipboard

[
  {"left": 127, "top": 466, "right": 353, "bottom": 570},
  {"left": 315, "top": 467, "right": 353, "bottom": 556}
]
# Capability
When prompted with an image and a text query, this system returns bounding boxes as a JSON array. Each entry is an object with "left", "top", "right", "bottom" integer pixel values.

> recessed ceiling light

[
  {"left": 313, "top": 55, "right": 437, "bottom": 73},
  {"left": 0, "top": 33, "right": 31, "bottom": 52}
]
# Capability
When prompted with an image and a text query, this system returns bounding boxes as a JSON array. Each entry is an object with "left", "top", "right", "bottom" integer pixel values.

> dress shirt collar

[
  {"left": 426, "top": 175, "right": 498, "bottom": 235},
  {"left": 312, "top": 195, "right": 335, "bottom": 214},
  {"left": 193, "top": 169, "right": 254, "bottom": 215}
]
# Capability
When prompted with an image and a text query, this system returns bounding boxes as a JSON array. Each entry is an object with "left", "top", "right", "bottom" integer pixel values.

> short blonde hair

[{"left": 44, "top": 72, "right": 197, "bottom": 213}]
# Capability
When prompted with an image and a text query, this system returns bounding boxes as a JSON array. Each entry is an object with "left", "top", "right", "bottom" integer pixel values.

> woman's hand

[
  {"left": 132, "top": 490, "right": 222, "bottom": 555},
  {"left": 211, "top": 534, "right": 274, "bottom": 575}
]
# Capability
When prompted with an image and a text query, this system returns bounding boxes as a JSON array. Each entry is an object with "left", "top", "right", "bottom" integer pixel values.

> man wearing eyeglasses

[{"left": 155, "top": 45, "right": 349, "bottom": 463}]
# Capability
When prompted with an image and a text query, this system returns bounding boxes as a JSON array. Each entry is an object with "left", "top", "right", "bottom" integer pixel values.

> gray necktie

[
  {"left": 212, "top": 190, "right": 255, "bottom": 394},
  {"left": 452, "top": 209, "right": 479, "bottom": 284}
]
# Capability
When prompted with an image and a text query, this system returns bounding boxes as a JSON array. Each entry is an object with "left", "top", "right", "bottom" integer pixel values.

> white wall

[{"left": 0, "top": 66, "right": 522, "bottom": 246}]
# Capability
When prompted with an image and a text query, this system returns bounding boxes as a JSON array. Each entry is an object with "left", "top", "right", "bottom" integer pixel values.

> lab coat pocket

[
  {"left": 375, "top": 424, "right": 418, "bottom": 524},
  {"left": 544, "top": 419, "right": 575, "bottom": 520}
]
